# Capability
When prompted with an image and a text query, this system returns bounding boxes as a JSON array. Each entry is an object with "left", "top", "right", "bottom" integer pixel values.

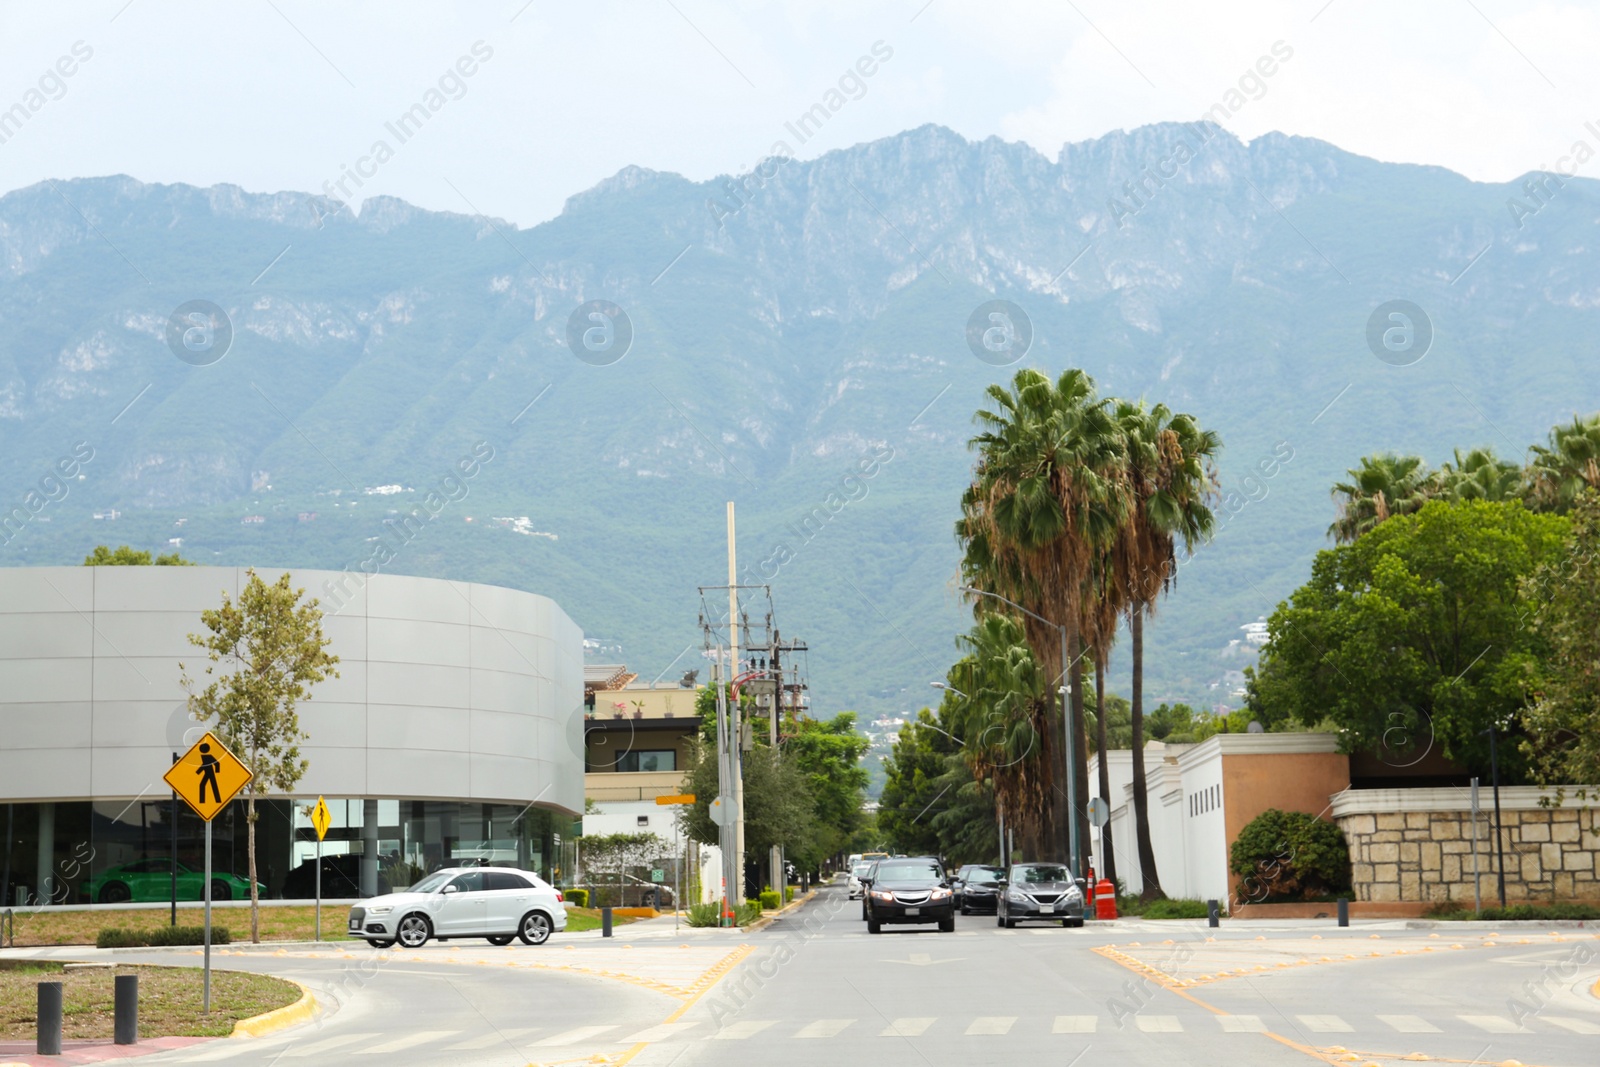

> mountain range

[{"left": 3, "top": 121, "right": 1598, "bottom": 749}]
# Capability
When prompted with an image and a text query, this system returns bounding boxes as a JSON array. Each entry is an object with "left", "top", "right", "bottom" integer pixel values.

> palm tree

[
  {"left": 1433, "top": 447, "right": 1522, "bottom": 503},
  {"left": 1114, "top": 400, "right": 1219, "bottom": 900},
  {"left": 1328, "top": 453, "right": 1433, "bottom": 542},
  {"left": 957, "top": 367, "right": 1127, "bottom": 866},
  {"left": 1527, "top": 414, "right": 1600, "bottom": 512}
]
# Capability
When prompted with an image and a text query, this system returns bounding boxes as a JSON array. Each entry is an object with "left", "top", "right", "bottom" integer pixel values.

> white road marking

[
  {"left": 795, "top": 1019, "right": 855, "bottom": 1038},
  {"left": 1459, "top": 1014, "right": 1523, "bottom": 1033},
  {"left": 441, "top": 1028, "right": 543, "bottom": 1049},
  {"left": 535, "top": 1025, "right": 618, "bottom": 1046},
  {"left": 353, "top": 1030, "right": 457, "bottom": 1053},
  {"left": 175, "top": 1045, "right": 267, "bottom": 1062},
  {"left": 1378, "top": 1015, "right": 1441, "bottom": 1033},
  {"left": 1136, "top": 1016, "right": 1183, "bottom": 1033},
  {"left": 1546, "top": 1016, "right": 1600, "bottom": 1034},
  {"left": 881, "top": 1017, "right": 935, "bottom": 1036},
  {"left": 712, "top": 1020, "right": 777, "bottom": 1040},
  {"left": 1053, "top": 1016, "right": 1097, "bottom": 1033},
  {"left": 965, "top": 1016, "right": 1016, "bottom": 1035},
  {"left": 1296, "top": 1015, "right": 1353, "bottom": 1033},
  {"left": 1218, "top": 1015, "right": 1266, "bottom": 1032},
  {"left": 280, "top": 1033, "right": 382, "bottom": 1058}
]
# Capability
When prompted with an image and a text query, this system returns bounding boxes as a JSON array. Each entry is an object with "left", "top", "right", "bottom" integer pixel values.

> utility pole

[{"left": 727, "top": 502, "right": 744, "bottom": 905}]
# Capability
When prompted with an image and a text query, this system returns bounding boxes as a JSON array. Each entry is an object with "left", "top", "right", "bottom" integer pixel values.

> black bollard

[
  {"left": 1337, "top": 897, "right": 1349, "bottom": 927},
  {"left": 37, "top": 980, "right": 62, "bottom": 1055},
  {"left": 601, "top": 906, "right": 613, "bottom": 938},
  {"left": 114, "top": 973, "right": 138, "bottom": 1045},
  {"left": 1207, "top": 899, "right": 1219, "bottom": 928}
]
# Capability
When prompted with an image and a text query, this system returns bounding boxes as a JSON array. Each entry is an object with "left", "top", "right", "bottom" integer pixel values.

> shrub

[
  {"left": 1229, "top": 809, "right": 1352, "bottom": 903},
  {"left": 563, "top": 888, "right": 590, "bottom": 908},
  {"left": 686, "top": 902, "right": 722, "bottom": 927},
  {"left": 1434, "top": 902, "right": 1600, "bottom": 921},
  {"left": 759, "top": 890, "right": 781, "bottom": 910},
  {"left": 1140, "top": 898, "right": 1212, "bottom": 920},
  {"left": 736, "top": 901, "right": 763, "bottom": 925},
  {"left": 96, "top": 926, "right": 229, "bottom": 949}
]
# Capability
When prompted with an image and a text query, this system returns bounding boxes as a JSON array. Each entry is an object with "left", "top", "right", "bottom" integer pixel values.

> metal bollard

[
  {"left": 1337, "top": 897, "right": 1349, "bottom": 927},
  {"left": 601, "top": 906, "right": 613, "bottom": 938},
  {"left": 114, "top": 973, "right": 138, "bottom": 1045},
  {"left": 37, "top": 980, "right": 63, "bottom": 1055},
  {"left": 1207, "top": 899, "right": 1219, "bottom": 928}
]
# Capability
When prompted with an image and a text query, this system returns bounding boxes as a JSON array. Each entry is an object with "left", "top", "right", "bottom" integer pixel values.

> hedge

[
  {"left": 97, "top": 926, "right": 231, "bottom": 949},
  {"left": 563, "top": 888, "right": 589, "bottom": 908}
]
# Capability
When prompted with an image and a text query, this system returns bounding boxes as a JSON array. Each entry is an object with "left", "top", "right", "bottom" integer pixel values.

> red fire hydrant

[{"left": 1094, "top": 879, "right": 1117, "bottom": 920}]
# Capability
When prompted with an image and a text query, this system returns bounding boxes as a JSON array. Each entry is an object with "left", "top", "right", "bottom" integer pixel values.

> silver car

[{"left": 348, "top": 866, "right": 568, "bottom": 948}]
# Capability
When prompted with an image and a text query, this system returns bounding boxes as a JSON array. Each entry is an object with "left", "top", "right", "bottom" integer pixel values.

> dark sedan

[
  {"left": 955, "top": 865, "right": 1004, "bottom": 914},
  {"left": 863, "top": 857, "right": 955, "bottom": 933},
  {"left": 997, "top": 862, "right": 1086, "bottom": 928}
]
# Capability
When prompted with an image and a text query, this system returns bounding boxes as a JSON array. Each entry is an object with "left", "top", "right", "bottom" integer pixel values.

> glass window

[
  {"left": 874, "top": 862, "right": 942, "bottom": 881},
  {"left": 448, "top": 871, "right": 485, "bottom": 893},
  {"left": 485, "top": 871, "right": 533, "bottom": 891},
  {"left": 409, "top": 871, "right": 452, "bottom": 894},
  {"left": 1013, "top": 864, "right": 1072, "bottom": 883}
]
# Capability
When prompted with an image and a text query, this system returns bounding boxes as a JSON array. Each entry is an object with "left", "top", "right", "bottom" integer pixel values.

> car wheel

[
  {"left": 867, "top": 919, "right": 881, "bottom": 934},
  {"left": 366, "top": 938, "right": 395, "bottom": 948},
  {"left": 996, "top": 910, "right": 1005, "bottom": 928},
  {"left": 99, "top": 882, "right": 131, "bottom": 904},
  {"left": 487, "top": 935, "right": 514, "bottom": 946},
  {"left": 210, "top": 880, "right": 232, "bottom": 902},
  {"left": 396, "top": 914, "right": 432, "bottom": 948},
  {"left": 1062, "top": 919, "right": 1071, "bottom": 927},
  {"left": 939, "top": 917, "right": 955, "bottom": 933},
  {"left": 1070, "top": 918, "right": 1085, "bottom": 928},
  {"left": 518, "top": 910, "right": 553, "bottom": 946}
]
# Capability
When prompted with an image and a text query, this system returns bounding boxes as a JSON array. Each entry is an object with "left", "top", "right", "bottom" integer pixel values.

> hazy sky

[{"left": 1, "top": 0, "right": 1595, "bottom": 227}]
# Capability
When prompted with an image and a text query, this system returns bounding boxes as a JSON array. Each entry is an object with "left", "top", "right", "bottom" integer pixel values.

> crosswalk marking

[
  {"left": 965, "top": 1016, "right": 1016, "bottom": 1035},
  {"left": 881, "top": 1017, "right": 935, "bottom": 1037},
  {"left": 1218, "top": 1015, "right": 1265, "bottom": 1033},
  {"left": 536, "top": 1025, "right": 618, "bottom": 1046},
  {"left": 796, "top": 1019, "right": 854, "bottom": 1038},
  {"left": 624, "top": 1022, "right": 702, "bottom": 1042},
  {"left": 1546, "top": 1016, "right": 1600, "bottom": 1034},
  {"left": 955, "top": 930, "right": 978, "bottom": 936},
  {"left": 1135, "top": 1016, "right": 1182, "bottom": 1033},
  {"left": 441, "top": 1028, "right": 542, "bottom": 1049},
  {"left": 353, "top": 1031, "right": 457, "bottom": 1054},
  {"left": 1053, "top": 1016, "right": 1096, "bottom": 1033},
  {"left": 280, "top": 1033, "right": 381, "bottom": 1058},
  {"left": 713, "top": 1020, "right": 777, "bottom": 1040},
  {"left": 1379, "top": 1015, "right": 1441, "bottom": 1033},
  {"left": 1296, "top": 1015, "right": 1352, "bottom": 1033},
  {"left": 176, "top": 1045, "right": 263, "bottom": 1062},
  {"left": 1459, "top": 1014, "right": 1522, "bottom": 1033}
]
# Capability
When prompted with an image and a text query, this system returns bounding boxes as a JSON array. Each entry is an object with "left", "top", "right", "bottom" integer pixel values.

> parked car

[
  {"left": 863, "top": 856, "right": 955, "bottom": 934},
  {"left": 82, "top": 859, "right": 261, "bottom": 904},
  {"left": 996, "top": 862, "right": 1086, "bottom": 928},
  {"left": 954, "top": 865, "right": 1005, "bottom": 914},
  {"left": 348, "top": 866, "right": 567, "bottom": 948},
  {"left": 281, "top": 854, "right": 391, "bottom": 900},
  {"left": 847, "top": 861, "right": 874, "bottom": 900}
]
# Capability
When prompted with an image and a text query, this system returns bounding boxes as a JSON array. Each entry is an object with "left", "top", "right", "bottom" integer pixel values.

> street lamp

[
  {"left": 959, "top": 584, "right": 1081, "bottom": 875},
  {"left": 930, "top": 681, "right": 969, "bottom": 699}
]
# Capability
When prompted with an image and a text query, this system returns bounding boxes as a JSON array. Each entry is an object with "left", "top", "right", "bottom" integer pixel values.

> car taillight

[{"left": 556, "top": 890, "right": 564, "bottom": 902}]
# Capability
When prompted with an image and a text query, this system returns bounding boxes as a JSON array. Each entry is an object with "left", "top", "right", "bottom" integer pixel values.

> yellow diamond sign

[
  {"left": 310, "top": 796, "right": 331, "bottom": 841},
  {"left": 164, "top": 731, "right": 253, "bottom": 822}
]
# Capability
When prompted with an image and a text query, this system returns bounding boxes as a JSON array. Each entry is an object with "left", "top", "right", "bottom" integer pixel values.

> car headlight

[
  {"left": 931, "top": 888, "right": 951, "bottom": 900},
  {"left": 1065, "top": 887, "right": 1083, "bottom": 901},
  {"left": 871, "top": 890, "right": 894, "bottom": 901},
  {"left": 1007, "top": 888, "right": 1029, "bottom": 902},
  {"left": 366, "top": 905, "right": 393, "bottom": 915}
]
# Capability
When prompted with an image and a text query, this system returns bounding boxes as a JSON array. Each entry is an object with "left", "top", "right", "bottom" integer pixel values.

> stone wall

[{"left": 1332, "top": 787, "right": 1600, "bottom": 904}]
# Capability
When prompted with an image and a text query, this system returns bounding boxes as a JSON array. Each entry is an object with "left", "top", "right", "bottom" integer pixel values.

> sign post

[
  {"left": 655, "top": 794, "right": 696, "bottom": 932},
  {"left": 310, "top": 798, "right": 331, "bottom": 941},
  {"left": 163, "top": 732, "right": 253, "bottom": 1013}
]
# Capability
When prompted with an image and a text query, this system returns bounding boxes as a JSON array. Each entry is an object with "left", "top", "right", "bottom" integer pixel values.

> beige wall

[{"left": 589, "top": 685, "right": 698, "bottom": 720}]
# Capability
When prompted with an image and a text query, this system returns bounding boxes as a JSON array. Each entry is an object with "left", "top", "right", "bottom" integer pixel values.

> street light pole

[{"left": 958, "top": 586, "right": 1080, "bottom": 875}]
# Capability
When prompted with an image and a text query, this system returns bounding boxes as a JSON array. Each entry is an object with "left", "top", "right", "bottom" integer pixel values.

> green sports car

[{"left": 82, "top": 859, "right": 262, "bottom": 904}]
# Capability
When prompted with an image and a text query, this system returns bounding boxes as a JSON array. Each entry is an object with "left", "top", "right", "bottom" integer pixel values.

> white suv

[{"left": 348, "top": 866, "right": 567, "bottom": 948}]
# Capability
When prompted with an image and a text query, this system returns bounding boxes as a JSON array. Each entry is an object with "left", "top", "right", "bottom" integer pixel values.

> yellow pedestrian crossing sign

[
  {"left": 164, "top": 731, "right": 253, "bottom": 822},
  {"left": 310, "top": 796, "right": 331, "bottom": 841}
]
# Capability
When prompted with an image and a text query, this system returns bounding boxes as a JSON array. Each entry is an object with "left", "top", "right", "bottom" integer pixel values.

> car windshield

[
  {"left": 966, "top": 869, "right": 1002, "bottom": 885},
  {"left": 874, "top": 861, "right": 942, "bottom": 881},
  {"left": 1013, "top": 864, "right": 1072, "bottom": 883},
  {"left": 406, "top": 871, "right": 452, "bottom": 894}
]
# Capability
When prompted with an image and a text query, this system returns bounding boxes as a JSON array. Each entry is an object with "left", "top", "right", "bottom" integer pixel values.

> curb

[
  {"left": 743, "top": 890, "right": 818, "bottom": 933},
  {"left": 231, "top": 980, "right": 317, "bottom": 1038}
]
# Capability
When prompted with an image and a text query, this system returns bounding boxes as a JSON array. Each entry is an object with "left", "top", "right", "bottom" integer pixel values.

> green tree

[
  {"left": 1328, "top": 453, "right": 1433, "bottom": 543},
  {"left": 681, "top": 740, "right": 813, "bottom": 872},
  {"left": 1229, "top": 809, "right": 1351, "bottom": 902},
  {"left": 878, "top": 709, "right": 959, "bottom": 859},
  {"left": 579, "top": 831, "right": 667, "bottom": 906},
  {"left": 180, "top": 570, "right": 340, "bottom": 943},
  {"left": 1247, "top": 500, "right": 1568, "bottom": 780},
  {"left": 1527, "top": 413, "right": 1600, "bottom": 512},
  {"left": 1520, "top": 491, "right": 1600, "bottom": 785},
  {"left": 784, "top": 713, "right": 870, "bottom": 868},
  {"left": 1434, "top": 447, "right": 1523, "bottom": 504},
  {"left": 84, "top": 544, "right": 194, "bottom": 565}
]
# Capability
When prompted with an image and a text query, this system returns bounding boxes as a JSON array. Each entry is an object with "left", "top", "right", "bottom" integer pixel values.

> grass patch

[
  {"left": 559, "top": 907, "right": 637, "bottom": 934},
  {"left": 8, "top": 906, "right": 358, "bottom": 947},
  {"left": 1427, "top": 901, "right": 1600, "bottom": 921},
  {"left": 1113, "top": 896, "right": 1212, "bottom": 919},
  {"left": 0, "top": 963, "right": 299, "bottom": 1040}
]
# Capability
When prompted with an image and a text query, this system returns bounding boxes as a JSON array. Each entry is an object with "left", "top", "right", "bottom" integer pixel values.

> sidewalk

[{"left": 0, "top": 1036, "right": 211, "bottom": 1066}]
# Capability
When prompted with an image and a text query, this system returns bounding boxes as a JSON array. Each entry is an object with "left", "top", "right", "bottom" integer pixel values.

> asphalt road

[{"left": 632, "top": 884, "right": 1600, "bottom": 1067}]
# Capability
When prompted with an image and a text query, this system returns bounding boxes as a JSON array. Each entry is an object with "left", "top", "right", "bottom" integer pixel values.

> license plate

[{"left": 903, "top": 907, "right": 919, "bottom": 915}]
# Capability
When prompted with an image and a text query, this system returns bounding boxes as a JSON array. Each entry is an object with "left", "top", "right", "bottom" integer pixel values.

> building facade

[{"left": 0, "top": 566, "right": 584, "bottom": 906}]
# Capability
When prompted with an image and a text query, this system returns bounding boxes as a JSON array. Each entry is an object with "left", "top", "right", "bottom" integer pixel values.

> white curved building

[{"left": 0, "top": 566, "right": 584, "bottom": 906}]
